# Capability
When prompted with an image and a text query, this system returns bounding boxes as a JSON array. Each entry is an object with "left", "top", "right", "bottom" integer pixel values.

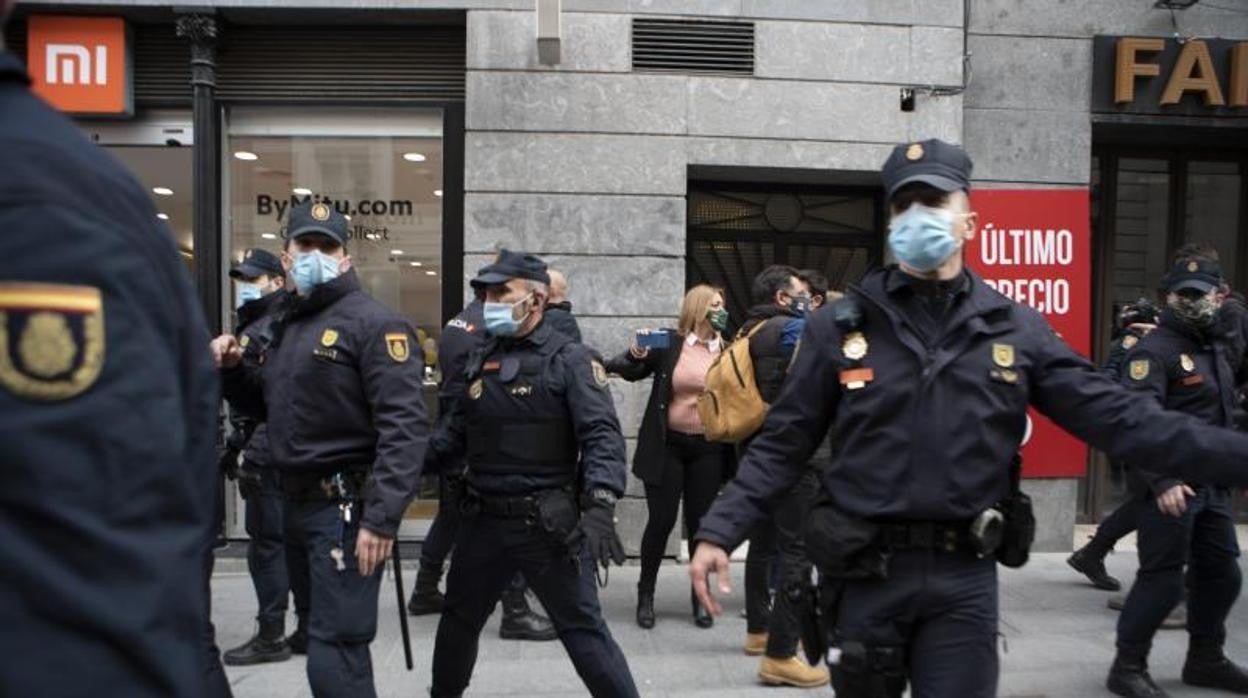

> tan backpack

[{"left": 697, "top": 322, "right": 769, "bottom": 443}]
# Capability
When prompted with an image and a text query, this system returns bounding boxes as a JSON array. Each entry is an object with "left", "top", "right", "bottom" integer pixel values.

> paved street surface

[{"left": 214, "top": 552, "right": 1248, "bottom": 697}]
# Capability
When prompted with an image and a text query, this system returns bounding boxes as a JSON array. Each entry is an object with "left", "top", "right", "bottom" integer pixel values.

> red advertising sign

[{"left": 965, "top": 189, "right": 1091, "bottom": 478}]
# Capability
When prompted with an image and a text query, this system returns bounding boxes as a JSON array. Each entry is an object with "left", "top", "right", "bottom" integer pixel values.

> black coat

[{"left": 606, "top": 334, "right": 734, "bottom": 486}]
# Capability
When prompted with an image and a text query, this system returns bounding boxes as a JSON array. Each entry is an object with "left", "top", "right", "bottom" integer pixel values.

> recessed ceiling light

[
  {"left": 390, "top": 249, "right": 404, "bottom": 255},
  {"left": 433, "top": 189, "right": 443, "bottom": 198},
  {"left": 152, "top": 186, "right": 174, "bottom": 196},
  {"left": 292, "top": 187, "right": 313, "bottom": 196},
  {"left": 366, "top": 233, "right": 378, "bottom": 240},
  {"left": 344, "top": 215, "right": 351, "bottom": 221},
  {"left": 425, "top": 270, "right": 438, "bottom": 276},
  {"left": 233, "top": 151, "right": 259, "bottom": 161},
  {"left": 403, "top": 152, "right": 426, "bottom": 162},
  {"left": 261, "top": 233, "right": 277, "bottom": 240},
  {"left": 156, "top": 213, "right": 170, "bottom": 221},
  {"left": 408, "top": 261, "right": 420, "bottom": 267}
]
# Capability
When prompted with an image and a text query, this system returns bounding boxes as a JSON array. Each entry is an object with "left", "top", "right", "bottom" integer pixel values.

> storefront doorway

[{"left": 1084, "top": 146, "right": 1248, "bottom": 521}]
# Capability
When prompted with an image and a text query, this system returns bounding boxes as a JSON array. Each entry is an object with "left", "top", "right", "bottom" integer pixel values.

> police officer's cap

[
  {"left": 881, "top": 138, "right": 973, "bottom": 199},
  {"left": 470, "top": 249, "right": 551, "bottom": 289},
  {"left": 1163, "top": 258, "right": 1223, "bottom": 294},
  {"left": 287, "top": 200, "right": 349, "bottom": 247},
  {"left": 229, "top": 248, "right": 284, "bottom": 280}
]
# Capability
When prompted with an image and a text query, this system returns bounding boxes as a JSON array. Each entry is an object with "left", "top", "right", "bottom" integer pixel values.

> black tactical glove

[
  {"left": 573, "top": 496, "right": 626, "bottom": 571},
  {"left": 236, "top": 463, "right": 263, "bottom": 501}
]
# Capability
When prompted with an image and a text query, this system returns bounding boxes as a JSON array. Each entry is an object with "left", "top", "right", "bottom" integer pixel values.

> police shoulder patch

[
  {"left": 591, "top": 359, "right": 609, "bottom": 388},
  {"left": 385, "top": 332, "right": 410, "bottom": 363},
  {"left": 1129, "top": 359, "right": 1150, "bottom": 381},
  {"left": 0, "top": 283, "right": 105, "bottom": 401},
  {"left": 1121, "top": 334, "right": 1138, "bottom": 349},
  {"left": 321, "top": 328, "right": 339, "bottom": 347},
  {"left": 468, "top": 378, "right": 484, "bottom": 400},
  {"left": 992, "top": 343, "right": 1015, "bottom": 368}
]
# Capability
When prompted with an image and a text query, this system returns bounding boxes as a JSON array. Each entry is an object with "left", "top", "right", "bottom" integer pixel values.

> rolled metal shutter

[{"left": 217, "top": 26, "right": 465, "bottom": 103}]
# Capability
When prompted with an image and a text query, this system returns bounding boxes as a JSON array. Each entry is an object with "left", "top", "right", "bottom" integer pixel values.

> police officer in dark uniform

[
  {"left": 219, "top": 248, "right": 312, "bottom": 664},
  {"left": 1108, "top": 257, "right": 1248, "bottom": 697},
  {"left": 214, "top": 201, "right": 428, "bottom": 697},
  {"left": 407, "top": 290, "right": 557, "bottom": 642},
  {"left": 689, "top": 139, "right": 1248, "bottom": 698},
  {"left": 0, "top": 17, "right": 227, "bottom": 696},
  {"left": 428, "top": 250, "right": 639, "bottom": 697}
]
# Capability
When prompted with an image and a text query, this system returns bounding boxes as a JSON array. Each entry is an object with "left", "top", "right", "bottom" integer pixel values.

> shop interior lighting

[
  {"left": 292, "top": 187, "right": 313, "bottom": 196},
  {"left": 261, "top": 233, "right": 277, "bottom": 240},
  {"left": 366, "top": 233, "right": 378, "bottom": 240},
  {"left": 157, "top": 213, "right": 170, "bottom": 221},
  {"left": 390, "top": 249, "right": 404, "bottom": 255},
  {"left": 425, "top": 270, "right": 438, "bottom": 276},
  {"left": 344, "top": 215, "right": 352, "bottom": 221},
  {"left": 403, "top": 152, "right": 426, "bottom": 162},
  {"left": 233, "top": 151, "right": 259, "bottom": 161},
  {"left": 152, "top": 186, "right": 174, "bottom": 196},
  {"left": 409, "top": 261, "right": 421, "bottom": 267},
  {"left": 434, "top": 189, "right": 444, "bottom": 198}
]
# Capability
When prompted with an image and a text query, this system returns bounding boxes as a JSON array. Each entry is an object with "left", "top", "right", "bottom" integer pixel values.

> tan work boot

[
  {"left": 744, "top": 632, "right": 769, "bottom": 656},
  {"left": 758, "top": 655, "right": 831, "bottom": 688}
]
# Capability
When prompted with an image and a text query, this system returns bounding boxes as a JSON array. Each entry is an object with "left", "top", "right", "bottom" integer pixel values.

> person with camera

[
  {"left": 606, "top": 285, "right": 734, "bottom": 630},
  {"left": 689, "top": 139, "right": 1248, "bottom": 698}
]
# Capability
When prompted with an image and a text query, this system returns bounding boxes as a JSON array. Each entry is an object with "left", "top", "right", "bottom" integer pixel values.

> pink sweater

[{"left": 667, "top": 337, "right": 719, "bottom": 435}]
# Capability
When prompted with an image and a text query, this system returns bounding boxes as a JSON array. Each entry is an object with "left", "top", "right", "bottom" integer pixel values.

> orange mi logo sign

[{"left": 27, "top": 16, "right": 132, "bottom": 116}]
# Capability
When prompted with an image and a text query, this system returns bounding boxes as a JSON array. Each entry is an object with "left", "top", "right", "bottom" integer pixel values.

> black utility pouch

[
  {"left": 997, "top": 453, "right": 1035, "bottom": 568},
  {"left": 804, "top": 499, "right": 889, "bottom": 580},
  {"left": 535, "top": 489, "right": 578, "bottom": 543}
]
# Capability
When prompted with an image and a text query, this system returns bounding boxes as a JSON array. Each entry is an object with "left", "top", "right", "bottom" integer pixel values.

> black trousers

[
  {"left": 638, "top": 431, "right": 722, "bottom": 595},
  {"left": 1086, "top": 495, "right": 1146, "bottom": 556},
  {"left": 420, "top": 474, "right": 462, "bottom": 569},
  {"left": 284, "top": 497, "right": 383, "bottom": 698},
  {"left": 1118, "top": 487, "right": 1242, "bottom": 654},
  {"left": 831, "top": 550, "right": 999, "bottom": 698},
  {"left": 765, "top": 470, "right": 819, "bottom": 658},
  {"left": 203, "top": 548, "right": 233, "bottom": 697},
  {"left": 244, "top": 464, "right": 309, "bottom": 627},
  {"left": 431, "top": 512, "right": 639, "bottom": 698}
]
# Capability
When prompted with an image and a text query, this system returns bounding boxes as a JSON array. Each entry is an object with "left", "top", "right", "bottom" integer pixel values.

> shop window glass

[
  {"left": 1185, "top": 161, "right": 1242, "bottom": 287},
  {"left": 1111, "top": 158, "right": 1170, "bottom": 306}
]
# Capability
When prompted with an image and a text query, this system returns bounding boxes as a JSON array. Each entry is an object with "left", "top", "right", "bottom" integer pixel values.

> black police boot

[
  {"left": 286, "top": 618, "right": 308, "bottom": 656},
  {"left": 499, "top": 585, "right": 557, "bottom": 641},
  {"left": 692, "top": 589, "right": 713, "bottom": 629},
  {"left": 636, "top": 591, "right": 655, "bottom": 629},
  {"left": 407, "top": 563, "right": 445, "bottom": 616},
  {"left": 1067, "top": 544, "right": 1121, "bottom": 591},
  {"left": 1107, "top": 650, "right": 1169, "bottom": 698},
  {"left": 223, "top": 619, "right": 292, "bottom": 666},
  {"left": 1182, "top": 638, "right": 1248, "bottom": 694}
]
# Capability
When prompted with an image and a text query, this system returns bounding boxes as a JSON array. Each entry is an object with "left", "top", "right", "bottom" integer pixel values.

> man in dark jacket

[
  {"left": 544, "top": 268, "right": 583, "bottom": 343},
  {"left": 214, "top": 201, "right": 428, "bottom": 697},
  {"left": 0, "top": 23, "right": 226, "bottom": 697},
  {"left": 737, "top": 265, "right": 828, "bottom": 687}
]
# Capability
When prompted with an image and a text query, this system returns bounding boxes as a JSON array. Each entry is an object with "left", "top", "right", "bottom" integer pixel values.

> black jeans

[
  {"left": 638, "top": 431, "right": 723, "bottom": 595},
  {"left": 1086, "top": 494, "right": 1145, "bottom": 556},
  {"left": 765, "top": 470, "right": 819, "bottom": 658},
  {"left": 1118, "top": 487, "right": 1242, "bottom": 655},
  {"left": 244, "top": 464, "right": 308, "bottom": 627},
  {"left": 431, "top": 512, "right": 639, "bottom": 697}
]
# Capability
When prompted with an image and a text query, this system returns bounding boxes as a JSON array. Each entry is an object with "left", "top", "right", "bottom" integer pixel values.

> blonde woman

[{"left": 606, "top": 284, "right": 734, "bottom": 629}]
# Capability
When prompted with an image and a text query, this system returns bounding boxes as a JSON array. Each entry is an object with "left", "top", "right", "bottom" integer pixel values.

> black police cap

[
  {"left": 229, "top": 248, "right": 284, "bottom": 280},
  {"left": 881, "top": 138, "right": 973, "bottom": 199},
  {"left": 1163, "top": 258, "right": 1223, "bottom": 294},
  {"left": 470, "top": 249, "right": 551, "bottom": 289},
  {"left": 287, "top": 200, "right": 349, "bottom": 247}
]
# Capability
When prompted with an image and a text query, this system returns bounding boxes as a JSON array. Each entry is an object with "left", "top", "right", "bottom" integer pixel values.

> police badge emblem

[
  {"left": 906, "top": 143, "right": 924, "bottom": 161},
  {"left": 842, "top": 332, "right": 868, "bottom": 361},
  {"left": 1129, "top": 359, "right": 1150, "bottom": 381},
  {"left": 1187, "top": 261, "right": 1199, "bottom": 272},
  {"left": 385, "top": 332, "right": 410, "bottom": 363},
  {"left": 1180, "top": 354, "right": 1195, "bottom": 373},
  {"left": 321, "top": 329, "right": 339, "bottom": 347},
  {"left": 311, "top": 203, "right": 332, "bottom": 221},
  {"left": 1122, "top": 335, "right": 1138, "bottom": 349},
  {"left": 468, "top": 378, "right": 484, "bottom": 400},
  {"left": 591, "top": 359, "right": 609, "bottom": 388},
  {"left": 992, "top": 343, "right": 1015, "bottom": 368},
  {"left": 0, "top": 283, "right": 105, "bottom": 401}
]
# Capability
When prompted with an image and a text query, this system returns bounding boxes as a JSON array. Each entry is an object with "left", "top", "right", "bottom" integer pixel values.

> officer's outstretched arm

[
  {"left": 1028, "top": 314, "right": 1248, "bottom": 488},
  {"left": 562, "top": 345, "right": 627, "bottom": 496},
  {"left": 695, "top": 316, "right": 839, "bottom": 552},
  {"left": 359, "top": 321, "right": 430, "bottom": 538}
]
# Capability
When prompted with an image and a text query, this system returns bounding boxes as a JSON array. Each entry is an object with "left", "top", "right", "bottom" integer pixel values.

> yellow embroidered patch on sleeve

[{"left": 0, "top": 283, "right": 105, "bottom": 401}]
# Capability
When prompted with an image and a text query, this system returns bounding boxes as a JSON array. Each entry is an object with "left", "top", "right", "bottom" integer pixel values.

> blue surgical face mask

[
  {"left": 483, "top": 293, "right": 533, "bottom": 337},
  {"left": 234, "top": 283, "right": 262, "bottom": 309},
  {"left": 887, "top": 203, "right": 962, "bottom": 273},
  {"left": 291, "top": 251, "right": 341, "bottom": 295}
]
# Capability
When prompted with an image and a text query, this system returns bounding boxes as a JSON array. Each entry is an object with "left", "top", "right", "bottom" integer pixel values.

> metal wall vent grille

[{"left": 631, "top": 17, "right": 754, "bottom": 75}]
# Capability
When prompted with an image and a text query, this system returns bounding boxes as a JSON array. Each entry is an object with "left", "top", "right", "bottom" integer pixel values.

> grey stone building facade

[{"left": 13, "top": 0, "right": 1248, "bottom": 553}]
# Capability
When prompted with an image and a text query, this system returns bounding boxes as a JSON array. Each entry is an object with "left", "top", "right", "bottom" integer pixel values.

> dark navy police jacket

[
  {"left": 223, "top": 270, "right": 428, "bottom": 538},
  {"left": 697, "top": 266, "right": 1248, "bottom": 551},
  {"left": 0, "top": 51, "right": 220, "bottom": 697}
]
